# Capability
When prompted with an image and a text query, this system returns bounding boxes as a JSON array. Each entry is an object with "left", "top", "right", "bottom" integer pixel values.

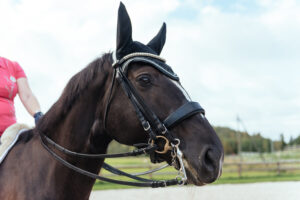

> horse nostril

[
  {"left": 201, "top": 148, "right": 218, "bottom": 172},
  {"left": 197, "top": 146, "right": 223, "bottom": 183}
]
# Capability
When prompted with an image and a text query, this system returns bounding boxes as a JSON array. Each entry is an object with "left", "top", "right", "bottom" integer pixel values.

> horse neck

[
  {"left": 46, "top": 62, "right": 113, "bottom": 154},
  {"left": 50, "top": 99, "right": 107, "bottom": 153},
  {"left": 39, "top": 64, "right": 113, "bottom": 197}
]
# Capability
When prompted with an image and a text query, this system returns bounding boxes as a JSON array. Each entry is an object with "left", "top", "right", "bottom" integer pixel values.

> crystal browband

[{"left": 112, "top": 52, "right": 166, "bottom": 67}]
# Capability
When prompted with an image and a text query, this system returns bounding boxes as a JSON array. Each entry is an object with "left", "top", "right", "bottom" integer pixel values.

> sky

[{"left": 0, "top": 0, "right": 299, "bottom": 141}]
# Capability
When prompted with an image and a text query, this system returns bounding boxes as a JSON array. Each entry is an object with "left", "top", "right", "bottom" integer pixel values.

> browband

[{"left": 112, "top": 51, "right": 179, "bottom": 80}]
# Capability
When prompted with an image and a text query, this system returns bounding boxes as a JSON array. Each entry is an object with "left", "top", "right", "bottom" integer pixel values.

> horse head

[{"left": 103, "top": 3, "right": 224, "bottom": 185}]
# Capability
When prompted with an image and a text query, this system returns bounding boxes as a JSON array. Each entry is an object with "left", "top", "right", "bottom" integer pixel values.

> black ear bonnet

[{"left": 114, "top": 2, "right": 179, "bottom": 81}]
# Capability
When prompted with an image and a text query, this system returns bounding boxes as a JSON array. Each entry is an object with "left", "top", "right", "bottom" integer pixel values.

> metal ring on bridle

[
  {"left": 151, "top": 135, "right": 172, "bottom": 154},
  {"left": 172, "top": 138, "right": 180, "bottom": 147}
]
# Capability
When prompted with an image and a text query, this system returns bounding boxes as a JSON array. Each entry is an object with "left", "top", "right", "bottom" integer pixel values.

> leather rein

[{"left": 39, "top": 52, "right": 205, "bottom": 188}]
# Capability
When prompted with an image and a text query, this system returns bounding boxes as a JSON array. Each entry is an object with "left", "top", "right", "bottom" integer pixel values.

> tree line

[
  {"left": 106, "top": 126, "right": 300, "bottom": 155},
  {"left": 215, "top": 126, "right": 300, "bottom": 154}
]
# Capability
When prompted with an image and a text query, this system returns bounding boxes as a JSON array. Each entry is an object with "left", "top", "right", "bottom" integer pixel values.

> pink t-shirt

[{"left": 0, "top": 57, "right": 26, "bottom": 136}]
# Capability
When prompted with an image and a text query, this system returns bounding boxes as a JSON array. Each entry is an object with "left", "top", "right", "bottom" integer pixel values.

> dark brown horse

[{"left": 0, "top": 3, "right": 223, "bottom": 200}]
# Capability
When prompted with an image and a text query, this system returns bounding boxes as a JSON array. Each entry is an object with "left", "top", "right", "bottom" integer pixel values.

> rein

[
  {"left": 39, "top": 133, "right": 180, "bottom": 187},
  {"left": 39, "top": 52, "right": 205, "bottom": 188}
]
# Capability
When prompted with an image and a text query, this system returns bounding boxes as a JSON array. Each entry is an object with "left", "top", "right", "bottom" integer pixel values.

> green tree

[{"left": 280, "top": 133, "right": 286, "bottom": 150}]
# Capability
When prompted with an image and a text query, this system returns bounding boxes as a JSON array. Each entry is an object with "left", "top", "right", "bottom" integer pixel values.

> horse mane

[{"left": 37, "top": 53, "right": 112, "bottom": 133}]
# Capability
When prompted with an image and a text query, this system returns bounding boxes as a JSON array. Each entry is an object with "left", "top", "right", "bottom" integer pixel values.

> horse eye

[{"left": 137, "top": 75, "right": 152, "bottom": 86}]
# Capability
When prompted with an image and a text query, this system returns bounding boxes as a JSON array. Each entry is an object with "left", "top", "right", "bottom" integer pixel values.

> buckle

[
  {"left": 161, "top": 124, "right": 167, "bottom": 134},
  {"left": 143, "top": 121, "right": 151, "bottom": 131}
]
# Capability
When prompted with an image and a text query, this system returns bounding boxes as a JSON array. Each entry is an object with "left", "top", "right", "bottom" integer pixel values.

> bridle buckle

[
  {"left": 143, "top": 121, "right": 151, "bottom": 131},
  {"left": 161, "top": 124, "right": 167, "bottom": 134}
]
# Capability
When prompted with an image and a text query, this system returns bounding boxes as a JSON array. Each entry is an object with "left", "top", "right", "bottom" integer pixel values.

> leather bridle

[{"left": 39, "top": 52, "right": 205, "bottom": 188}]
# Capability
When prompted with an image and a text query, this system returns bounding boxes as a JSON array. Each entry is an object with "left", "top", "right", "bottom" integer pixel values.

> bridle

[{"left": 39, "top": 52, "right": 205, "bottom": 188}]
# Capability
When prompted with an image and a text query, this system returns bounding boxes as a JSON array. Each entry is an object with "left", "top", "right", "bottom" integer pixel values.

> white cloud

[
  {"left": 0, "top": 0, "right": 299, "bottom": 140},
  {"left": 164, "top": 0, "right": 300, "bottom": 139}
]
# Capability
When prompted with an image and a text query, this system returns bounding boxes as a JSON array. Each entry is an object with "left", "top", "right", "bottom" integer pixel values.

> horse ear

[
  {"left": 116, "top": 2, "right": 132, "bottom": 55},
  {"left": 147, "top": 23, "right": 166, "bottom": 55}
]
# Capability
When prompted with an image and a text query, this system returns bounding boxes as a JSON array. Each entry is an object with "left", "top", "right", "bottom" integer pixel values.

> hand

[{"left": 34, "top": 112, "right": 43, "bottom": 125}]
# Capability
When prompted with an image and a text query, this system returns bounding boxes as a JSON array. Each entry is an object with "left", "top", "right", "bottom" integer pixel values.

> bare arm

[{"left": 17, "top": 78, "right": 41, "bottom": 116}]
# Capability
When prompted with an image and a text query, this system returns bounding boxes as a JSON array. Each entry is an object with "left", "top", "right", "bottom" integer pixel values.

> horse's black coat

[{"left": 0, "top": 2, "right": 224, "bottom": 200}]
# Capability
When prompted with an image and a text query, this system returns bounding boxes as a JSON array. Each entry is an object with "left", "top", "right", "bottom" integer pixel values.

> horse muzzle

[{"left": 183, "top": 146, "right": 224, "bottom": 185}]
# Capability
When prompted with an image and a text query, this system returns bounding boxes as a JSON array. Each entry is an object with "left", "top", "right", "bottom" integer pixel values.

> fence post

[
  {"left": 276, "top": 162, "right": 280, "bottom": 175},
  {"left": 238, "top": 163, "right": 242, "bottom": 177}
]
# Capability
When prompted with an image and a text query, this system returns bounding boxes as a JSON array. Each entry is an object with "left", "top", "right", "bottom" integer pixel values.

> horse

[{"left": 0, "top": 2, "right": 223, "bottom": 200}]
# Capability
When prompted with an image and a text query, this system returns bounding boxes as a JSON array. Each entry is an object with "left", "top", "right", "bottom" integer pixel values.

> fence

[
  {"left": 101, "top": 159, "right": 300, "bottom": 179},
  {"left": 223, "top": 160, "right": 300, "bottom": 177}
]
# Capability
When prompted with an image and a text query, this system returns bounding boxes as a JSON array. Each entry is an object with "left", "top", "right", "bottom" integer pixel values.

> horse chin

[
  {"left": 182, "top": 158, "right": 205, "bottom": 186},
  {"left": 183, "top": 158, "right": 219, "bottom": 186},
  {"left": 186, "top": 171, "right": 206, "bottom": 186}
]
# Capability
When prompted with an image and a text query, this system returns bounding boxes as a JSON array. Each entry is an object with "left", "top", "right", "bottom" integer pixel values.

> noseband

[{"left": 39, "top": 52, "right": 205, "bottom": 188}]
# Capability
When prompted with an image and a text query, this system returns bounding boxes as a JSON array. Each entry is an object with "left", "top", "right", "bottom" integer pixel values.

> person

[{"left": 0, "top": 56, "right": 42, "bottom": 138}]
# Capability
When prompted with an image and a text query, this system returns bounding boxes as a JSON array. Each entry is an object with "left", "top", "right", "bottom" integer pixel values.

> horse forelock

[{"left": 37, "top": 53, "right": 113, "bottom": 133}]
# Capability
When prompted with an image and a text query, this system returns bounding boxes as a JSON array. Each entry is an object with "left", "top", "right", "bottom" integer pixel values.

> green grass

[
  {"left": 93, "top": 181, "right": 135, "bottom": 190},
  {"left": 93, "top": 172, "right": 300, "bottom": 190},
  {"left": 215, "top": 174, "right": 300, "bottom": 184},
  {"left": 215, "top": 171, "right": 300, "bottom": 184},
  {"left": 92, "top": 152, "right": 300, "bottom": 190}
]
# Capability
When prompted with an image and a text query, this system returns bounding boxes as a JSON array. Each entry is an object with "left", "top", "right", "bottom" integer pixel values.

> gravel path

[{"left": 90, "top": 181, "right": 300, "bottom": 200}]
